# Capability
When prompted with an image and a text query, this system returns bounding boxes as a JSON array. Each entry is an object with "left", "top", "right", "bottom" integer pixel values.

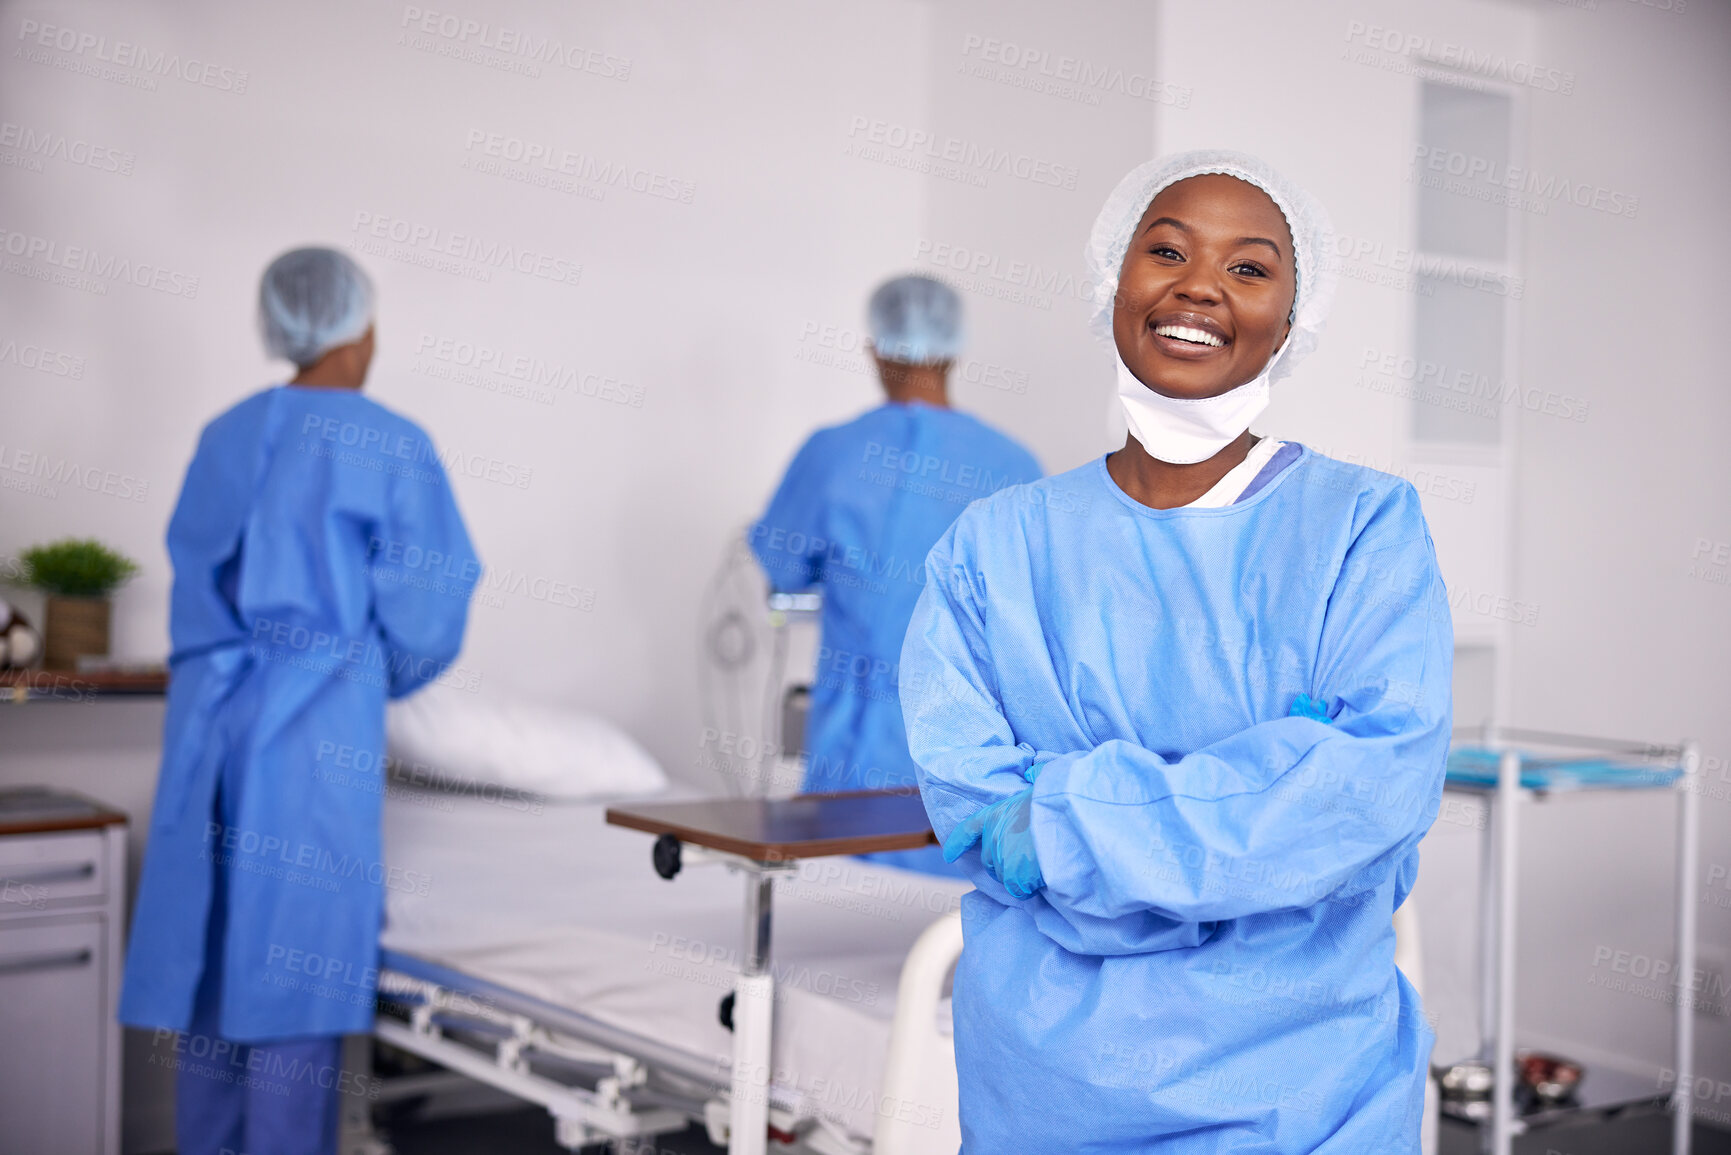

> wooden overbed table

[{"left": 604, "top": 787, "right": 937, "bottom": 864}]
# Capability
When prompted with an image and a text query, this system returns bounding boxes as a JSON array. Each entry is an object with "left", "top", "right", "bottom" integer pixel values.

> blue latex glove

[
  {"left": 942, "top": 763, "right": 1045, "bottom": 899},
  {"left": 1289, "top": 693, "right": 1332, "bottom": 723}
]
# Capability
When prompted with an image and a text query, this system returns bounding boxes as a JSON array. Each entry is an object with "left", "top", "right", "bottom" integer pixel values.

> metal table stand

[
  {"left": 606, "top": 789, "right": 938, "bottom": 1155},
  {"left": 1449, "top": 726, "right": 1698, "bottom": 1155}
]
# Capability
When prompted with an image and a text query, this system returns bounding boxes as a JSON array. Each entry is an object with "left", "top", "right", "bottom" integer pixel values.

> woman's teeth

[{"left": 1154, "top": 324, "right": 1225, "bottom": 348}]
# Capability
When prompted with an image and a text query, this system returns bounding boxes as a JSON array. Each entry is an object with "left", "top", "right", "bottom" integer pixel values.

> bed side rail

[{"left": 872, "top": 909, "right": 964, "bottom": 1155}]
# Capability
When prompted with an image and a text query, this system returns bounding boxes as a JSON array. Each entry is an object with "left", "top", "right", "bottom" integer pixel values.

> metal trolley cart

[{"left": 1441, "top": 726, "right": 1699, "bottom": 1155}]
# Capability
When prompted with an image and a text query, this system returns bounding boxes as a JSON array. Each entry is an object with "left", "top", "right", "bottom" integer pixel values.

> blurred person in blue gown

[
  {"left": 752, "top": 275, "right": 1040, "bottom": 875},
  {"left": 119, "top": 248, "right": 479, "bottom": 1155},
  {"left": 903, "top": 152, "right": 1452, "bottom": 1151}
]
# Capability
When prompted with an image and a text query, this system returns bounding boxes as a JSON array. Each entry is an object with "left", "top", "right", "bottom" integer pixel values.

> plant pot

[{"left": 44, "top": 596, "right": 110, "bottom": 670}]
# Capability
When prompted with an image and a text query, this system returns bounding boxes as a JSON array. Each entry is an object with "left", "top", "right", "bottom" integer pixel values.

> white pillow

[{"left": 386, "top": 683, "right": 668, "bottom": 801}]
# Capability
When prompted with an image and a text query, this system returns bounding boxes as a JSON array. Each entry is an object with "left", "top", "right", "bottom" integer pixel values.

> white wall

[{"left": 1513, "top": 0, "right": 1731, "bottom": 1093}]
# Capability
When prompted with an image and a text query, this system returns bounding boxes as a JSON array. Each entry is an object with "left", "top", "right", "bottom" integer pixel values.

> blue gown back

[
  {"left": 119, "top": 386, "right": 478, "bottom": 1041},
  {"left": 752, "top": 402, "right": 1039, "bottom": 874}
]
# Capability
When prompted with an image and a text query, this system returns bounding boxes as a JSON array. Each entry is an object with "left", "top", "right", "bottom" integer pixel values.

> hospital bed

[
  {"left": 344, "top": 780, "right": 1437, "bottom": 1155},
  {"left": 346, "top": 784, "right": 973, "bottom": 1155}
]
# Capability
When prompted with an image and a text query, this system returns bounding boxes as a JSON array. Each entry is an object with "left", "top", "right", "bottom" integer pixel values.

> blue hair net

[
  {"left": 868, "top": 274, "right": 963, "bottom": 365},
  {"left": 259, "top": 247, "right": 375, "bottom": 368}
]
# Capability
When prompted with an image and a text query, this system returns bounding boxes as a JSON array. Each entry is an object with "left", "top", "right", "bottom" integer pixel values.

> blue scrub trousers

[
  {"left": 176, "top": 811, "right": 343, "bottom": 1155},
  {"left": 176, "top": 1031, "right": 342, "bottom": 1155}
]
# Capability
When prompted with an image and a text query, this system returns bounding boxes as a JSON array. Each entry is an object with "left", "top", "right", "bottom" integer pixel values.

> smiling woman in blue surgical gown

[
  {"left": 119, "top": 248, "right": 479, "bottom": 1155},
  {"left": 901, "top": 152, "right": 1452, "bottom": 1152}
]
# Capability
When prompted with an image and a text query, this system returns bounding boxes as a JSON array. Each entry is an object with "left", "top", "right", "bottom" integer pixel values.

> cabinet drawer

[
  {"left": 0, "top": 830, "right": 107, "bottom": 909},
  {"left": 0, "top": 915, "right": 107, "bottom": 1155}
]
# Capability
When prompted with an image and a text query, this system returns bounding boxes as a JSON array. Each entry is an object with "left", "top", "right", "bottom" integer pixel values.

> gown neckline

[{"left": 1092, "top": 442, "right": 1309, "bottom": 519}]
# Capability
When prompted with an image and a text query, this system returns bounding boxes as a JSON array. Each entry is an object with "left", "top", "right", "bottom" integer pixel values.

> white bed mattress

[{"left": 380, "top": 786, "right": 970, "bottom": 1142}]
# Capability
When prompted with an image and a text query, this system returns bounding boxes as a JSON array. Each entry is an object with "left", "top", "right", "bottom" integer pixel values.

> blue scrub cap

[
  {"left": 259, "top": 247, "right": 375, "bottom": 368},
  {"left": 1086, "top": 149, "right": 1337, "bottom": 385},
  {"left": 868, "top": 274, "right": 964, "bottom": 366}
]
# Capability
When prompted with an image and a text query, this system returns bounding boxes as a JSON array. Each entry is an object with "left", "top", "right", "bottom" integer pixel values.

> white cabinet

[{"left": 0, "top": 793, "right": 127, "bottom": 1155}]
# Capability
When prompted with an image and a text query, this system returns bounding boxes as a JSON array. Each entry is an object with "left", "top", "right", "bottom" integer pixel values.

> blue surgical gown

[
  {"left": 900, "top": 448, "right": 1452, "bottom": 1153},
  {"left": 752, "top": 402, "right": 1039, "bottom": 874},
  {"left": 120, "top": 385, "right": 479, "bottom": 1041}
]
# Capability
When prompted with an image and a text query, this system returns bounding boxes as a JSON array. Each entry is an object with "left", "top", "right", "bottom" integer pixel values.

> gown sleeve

[
  {"left": 899, "top": 539, "right": 1068, "bottom": 847},
  {"left": 903, "top": 486, "right": 1452, "bottom": 934},
  {"left": 166, "top": 424, "right": 233, "bottom": 573},
  {"left": 749, "top": 433, "right": 832, "bottom": 593},
  {"left": 370, "top": 453, "right": 481, "bottom": 699}
]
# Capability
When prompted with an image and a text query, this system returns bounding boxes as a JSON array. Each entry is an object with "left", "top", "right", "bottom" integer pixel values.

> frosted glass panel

[
  {"left": 1417, "top": 83, "right": 1512, "bottom": 261},
  {"left": 1412, "top": 275, "right": 1504, "bottom": 443}
]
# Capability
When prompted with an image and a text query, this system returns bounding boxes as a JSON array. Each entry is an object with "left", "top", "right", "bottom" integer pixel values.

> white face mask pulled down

[{"left": 1114, "top": 336, "right": 1288, "bottom": 465}]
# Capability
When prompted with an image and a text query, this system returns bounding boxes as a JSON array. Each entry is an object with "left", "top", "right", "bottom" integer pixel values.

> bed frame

[
  {"left": 341, "top": 798, "right": 1434, "bottom": 1155},
  {"left": 339, "top": 908, "right": 965, "bottom": 1155}
]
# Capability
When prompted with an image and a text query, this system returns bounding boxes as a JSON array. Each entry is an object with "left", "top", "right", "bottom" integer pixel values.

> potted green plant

[{"left": 18, "top": 538, "right": 140, "bottom": 669}]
